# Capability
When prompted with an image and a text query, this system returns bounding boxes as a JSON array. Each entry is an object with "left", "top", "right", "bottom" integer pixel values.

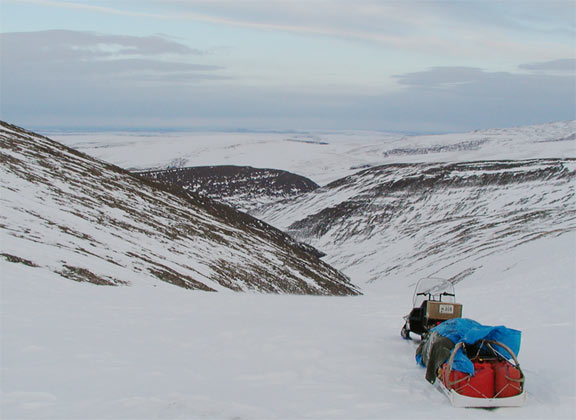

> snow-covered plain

[
  {"left": 52, "top": 121, "right": 576, "bottom": 186},
  {"left": 2, "top": 121, "right": 576, "bottom": 419}
]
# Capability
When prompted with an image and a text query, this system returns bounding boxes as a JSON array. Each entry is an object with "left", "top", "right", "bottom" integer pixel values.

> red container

[
  {"left": 493, "top": 361, "right": 523, "bottom": 398},
  {"left": 442, "top": 362, "right": 495, "bottom": 398},
  {"left": 441, "top": 365, "right": 468, "bottom": 389}
]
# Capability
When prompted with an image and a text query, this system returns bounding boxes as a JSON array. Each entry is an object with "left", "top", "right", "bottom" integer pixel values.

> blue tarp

[{"left": 417, "top": 318, "right": 522, "bottom": 375}]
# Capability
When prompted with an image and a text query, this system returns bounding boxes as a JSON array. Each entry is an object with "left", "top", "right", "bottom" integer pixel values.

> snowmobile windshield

[{"left": 413, "top": 278, "right": 455, "bottom": 307}]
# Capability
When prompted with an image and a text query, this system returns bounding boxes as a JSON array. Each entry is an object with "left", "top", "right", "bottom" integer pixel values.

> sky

[{"left": 0, "top": 0, "right": 575, "bottom": 132}]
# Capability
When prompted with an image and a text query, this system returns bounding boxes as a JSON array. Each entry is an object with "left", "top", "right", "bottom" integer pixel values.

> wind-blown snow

[{"left": 254, "top": 159, "right": 576, "bottom": 287}]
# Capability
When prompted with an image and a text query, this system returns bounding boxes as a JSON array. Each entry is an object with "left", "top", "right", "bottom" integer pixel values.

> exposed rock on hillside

[
  {"left": 255, "top": 159, "right": 576, "bottom": 285},
  {"left": 0, "top": 122, "right": 359, "bottom": 295},
  {"left": 137, "top": 165, "right": 318, "bottom": 212}
]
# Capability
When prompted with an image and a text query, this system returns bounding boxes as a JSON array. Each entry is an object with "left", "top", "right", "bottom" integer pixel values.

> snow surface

[
  {"left": 52, "top": 121, "right": 576, "bottom": 186},
  {"left": 2, "top": 233, "right": 574, "bottom": 419},
  {"left": 253, "top": 159, "right": 576, "bottom": 287},
  {"left": 0, "top": 124, "right": 357, "bottom": 295},
  {"left": 2, "top": 121, "right": 576, "bottom": 418}
]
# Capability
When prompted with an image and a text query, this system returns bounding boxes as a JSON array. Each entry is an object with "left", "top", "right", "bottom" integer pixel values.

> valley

[{"left": 1, "top": 120, "right": 575, "bottom": 419}]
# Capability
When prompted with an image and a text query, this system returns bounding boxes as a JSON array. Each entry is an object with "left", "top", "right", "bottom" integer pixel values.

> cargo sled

[
  {"left": 416, "top": 318, "right": 526, "bottom": 408},
  {"left": 438, "top": 339, "right": 526, "bottom": 407},
  {"left": 401, "top": 278, "right": 462, "bottom": 339}
]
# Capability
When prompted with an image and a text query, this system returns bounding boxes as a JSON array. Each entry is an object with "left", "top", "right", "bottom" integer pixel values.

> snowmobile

[{"left": 401, "top": 277, "right": 463, "bottom": 339}]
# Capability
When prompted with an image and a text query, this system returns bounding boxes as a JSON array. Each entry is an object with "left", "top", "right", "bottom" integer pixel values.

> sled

[
  {"left": 437, "top": 339, "right": 526, "bottom": 407},
  {"left": 401, "top": 277, "right": 462, "bottom": 339}
]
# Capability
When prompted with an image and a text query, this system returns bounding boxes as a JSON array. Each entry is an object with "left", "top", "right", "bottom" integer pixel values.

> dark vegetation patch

[
  {"left": 284, "top": 137, "right": 329, "bottom": 145},
  {"left": 537, "top": 133, "right": 576, "bottom": 143},
  {"left": 1, "top": 253, "right": 39, "bottom": 267},
  {"left": 209, "top": 258, "right": 317, "bottom": 294},
  {"left": 382, "top": 139, "right": 490, "bottom": 157},
  {"left": 57, "top": 265, "right": 127, "bottom": 286},
  {"left": 136, "top": 165, "right": 319, "bottom": 209},
  {"left": 125, "top": 251, "right": 216, "bottom": 291},
  {"left": 147, "top": 266, "right": 216, "bottom": 291}
]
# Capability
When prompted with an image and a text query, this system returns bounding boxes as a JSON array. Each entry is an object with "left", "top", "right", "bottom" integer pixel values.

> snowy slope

[
  {"left": 255, "top": 159, "right": 576, "bottom": 287},
  {"left": 53, "top": 122, "right": 576, "bottom": 288},
  {"left": 2, "top": 232, "right": 574, "bottom": 419},
  {"left": 138, "top": 165, "right": 319, "bottom": 212},
  {"left": 2, "top": 121, "right": 575, "bottom": 418},
  {"left": 53, "top": 121, "right": 576, "bottom": 185},
  {"left": 0, "top": 122, "right": 358, "bottom": 295}
]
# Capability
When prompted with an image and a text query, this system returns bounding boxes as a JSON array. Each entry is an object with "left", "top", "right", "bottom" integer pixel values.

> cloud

[
  {"left": 1, "top": 29, "right": 573, "bottom": 132},
  {"left": 0, "top": 30, "right": 233, "bottom": 127},
  {"left": 393, "top": 67, "right": 486, "bottom": 89},
  {"left": 10, "top": 0, "right": 574, "bottom": 61},
  {"left": 1, "top": 29, "right": 204, "bottom": 60},
  {"left": 358, "top": 66, "right": 576, "bottom": 131},
  {"left": 0, "top": 30, "right": 226, "bottom": 85},
  {"left": 4, "top": 63, "right": 573, "bottom": 132},
  {"left": 392, "top": 66, "right": 575, "bottom": 94},
  {"left": 519, "top": 58, "right": 576, "bottom": 73}
]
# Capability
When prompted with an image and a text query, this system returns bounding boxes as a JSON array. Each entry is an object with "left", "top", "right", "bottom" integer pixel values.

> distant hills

[
  {"left": 5, "top": 120, "right": 574, "bottom": 294},
  {"left": 254, "top": 159, "right": 576, "bottom": 286}
]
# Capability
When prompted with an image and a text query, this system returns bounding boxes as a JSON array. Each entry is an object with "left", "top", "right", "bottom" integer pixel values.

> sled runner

[
  {"left": 416, "top": 318, "right": 526, "bottom": 408},
  {"left": 401, "top": 278, "right": 462, "bottom": 339}
]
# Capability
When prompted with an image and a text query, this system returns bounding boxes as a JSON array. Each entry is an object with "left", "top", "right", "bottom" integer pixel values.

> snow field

[
  {"left": 53, "top": 121, "right": 576, "bottom": 186},
  {"left": 2, "top": 232, "right": 574, "bottom": 419},
  {"left": 3, "top": 121, "right": 574, "bottom": 418}
]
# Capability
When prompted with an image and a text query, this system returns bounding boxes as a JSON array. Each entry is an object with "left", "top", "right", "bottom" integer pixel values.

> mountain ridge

[
  {"left": 254, "top": 158, "right": 576, "bottom": 286},
  {"left": 52, "top": 120, "right": 576, "bottom": 186},
  {"left": 0, "top": 121, "right": 359, "bottom": 295},
  {"left": 137, "top": 165, "right": 318, "bottom": 212}
]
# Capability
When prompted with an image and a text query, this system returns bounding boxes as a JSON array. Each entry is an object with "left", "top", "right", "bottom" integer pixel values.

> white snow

[
  {"left": 2, "top": 232, "right": 574, "bottom": 419},
  {"left": 253, "top": 159, "right": 575, "bottom": 287},
  {"left": 2, "top": 121, "right": 575, "bottom": 418},
  {"left": 52, "top": 121, "right": 576, "bottom": 186},
  {"left": 1, "top": 124, "right": 356, "bottom": 295}
]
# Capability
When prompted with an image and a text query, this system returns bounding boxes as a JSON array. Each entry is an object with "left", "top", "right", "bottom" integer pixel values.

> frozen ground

[{"left": 2, "top": 233, "right": 574, "bottom": 419}]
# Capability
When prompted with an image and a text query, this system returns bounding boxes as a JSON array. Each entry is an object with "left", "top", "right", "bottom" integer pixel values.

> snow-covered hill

[
  {"left": 138, "top": 165, "right": 319, "bottom": 212},
  {"left": 53, "top": 120, "right": 575, "bottom": 185},
  {"left": 2, "top": 121, "right": 575, "bottom": 419},
  {"left": 254, "top": 159, "right": 576, "bottom": 287},
  {"left": 0, "top": 122, "right": 359, "bottom": 295}
]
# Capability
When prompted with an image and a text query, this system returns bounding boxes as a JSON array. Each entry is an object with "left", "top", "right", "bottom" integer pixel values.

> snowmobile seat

[{"left": 407, "top": 302, "right": 428, "bottom": 335}]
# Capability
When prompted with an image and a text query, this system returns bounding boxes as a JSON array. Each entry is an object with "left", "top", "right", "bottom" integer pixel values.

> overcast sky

[{"left": 1, "top": 0, "right": 575, "bottom": 132}]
